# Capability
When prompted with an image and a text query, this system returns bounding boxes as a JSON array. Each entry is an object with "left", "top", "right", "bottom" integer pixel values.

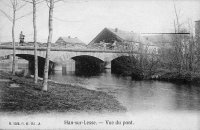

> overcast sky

[{"left": 0, "top": 0, "right": 200, "bottom": 44}]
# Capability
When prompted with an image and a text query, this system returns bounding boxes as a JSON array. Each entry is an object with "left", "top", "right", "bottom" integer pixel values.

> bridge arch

[
  {"left": 14, "top": 54, "right": 54, "bottom": 77},
  {"left": 0, "top": 49, "right": 48, "bottom": 61},
  {"left": 15, "top": 54, "right": 54, "bottom": 63},
  {"left": 71, "top": 55, "right": 104, "bottom": 63},
  {"left": 111, "top": 55, "right": 139, "bottom": 75},
  {"left": 107, "top": 53, "right": 140, "bottom": 62},
  {"left": 71, "top": 55, "right": 104, "bottom": 75}
]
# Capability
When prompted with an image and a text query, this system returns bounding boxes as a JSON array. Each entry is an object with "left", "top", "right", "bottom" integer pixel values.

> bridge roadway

[{"left": 0, "top": 45, "right": 143, "bottom": 65}]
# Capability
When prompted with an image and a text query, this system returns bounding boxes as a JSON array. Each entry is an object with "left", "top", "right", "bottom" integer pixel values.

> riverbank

[
  {"left": 150, "top": 69, "right": 200, "bottom": 85},
  {"left": 0, "top": 71, "right": 126, "bottom": 114}
]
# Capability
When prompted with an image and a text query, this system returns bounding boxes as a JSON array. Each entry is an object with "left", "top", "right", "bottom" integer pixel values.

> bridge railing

[
  {"left": 0, "top": 45, "right": 141, "bottom": 53},
  {"left": 0, "top": 45, "right": 160, "bottom": 56}
]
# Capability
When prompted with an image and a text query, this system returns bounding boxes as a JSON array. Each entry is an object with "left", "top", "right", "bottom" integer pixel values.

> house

[
  {"left": 142, "top": 34, "right": 173, "bottom": 54},
  {"left": 142, "top": 34, "right": 177, "bottom": 47},
  {"left": 88, "top": 27, "right": 159, "bottom": 54},
  {"left": 143, "top": 33, "right": 191, "bottom": 54},
  {"left": 55, "top": 36, "right": 86, "bottom": 49},
  {"left": 89, "top": 28, "right": 141, "bottom": 50}
]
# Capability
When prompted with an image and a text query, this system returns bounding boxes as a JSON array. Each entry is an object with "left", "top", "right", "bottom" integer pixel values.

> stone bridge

[
  {"left": 0, "top": 45, "right": 145, "bottom": 75},
  {"left": 0, "top": 45, "right": 142, "bottom": 62}
]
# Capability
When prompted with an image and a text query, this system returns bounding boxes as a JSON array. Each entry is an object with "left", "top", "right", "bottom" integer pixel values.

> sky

[{"left": 0, "top": 0, "right": 200, "bottom": 44}]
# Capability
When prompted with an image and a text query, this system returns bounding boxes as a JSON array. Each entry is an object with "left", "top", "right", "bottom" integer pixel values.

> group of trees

[
  {"left": 0, "top": 0, "right": 58, "bottom": 91},
  {"left": 139, "top": 1, "right": 200, "bottom": 78},
  {"left": 158, "top": 2, "right": 199, "bottom": 75},
  {"left": 160, "top": 25, "right": 199, "bottom": 74}
]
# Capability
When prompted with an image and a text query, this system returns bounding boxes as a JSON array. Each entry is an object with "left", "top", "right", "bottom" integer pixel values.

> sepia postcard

[{"left": 0, "top": 0, "right": 200, "bottom": 129}]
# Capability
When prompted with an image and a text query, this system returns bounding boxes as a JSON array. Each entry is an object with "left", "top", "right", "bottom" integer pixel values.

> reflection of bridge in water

[{"left": 0, "top": 45, "right": 152, "bottom": 76}]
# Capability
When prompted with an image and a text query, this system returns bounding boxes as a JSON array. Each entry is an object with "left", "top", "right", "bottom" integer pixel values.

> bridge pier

[
  {"left": 65, "top": 59, "right": 75, "bottom": 71},
  {"left": 28, "top": 59, "right": 55, "bottom": 77},
  {"left": 54, "top": 64, "right": 62, "bottom": 71},
  {"left": 104, "top": 61, "right": 111, "bottom": 69},
  {"left": 54, "top": 59, "right": 75, "bottom": 72}
]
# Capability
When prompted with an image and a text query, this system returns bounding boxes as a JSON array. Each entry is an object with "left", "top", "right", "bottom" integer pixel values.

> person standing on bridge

[{"left": 19, "top": 31, "right": 25, "bottom": 46}]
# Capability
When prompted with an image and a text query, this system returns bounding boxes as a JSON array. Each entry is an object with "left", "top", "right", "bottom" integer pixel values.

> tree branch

[
  {"left": 16, "top": 11, "right": 32, "bottom": 20},
  {"left": 54, "top": 0, "right": 63, "bottom": 3},
  {"left": 173, "top": 0, "right": 180, "bottom": 32},
  {"left": 45, "top": 0, "right": 50, "bottom": 8},
  {"left": 21, "top": 0, "right": 33, "bottom": 4},
  {"left": 21, "top": 0, "right": 44, "bottom": 4},
  {"left": 36, "top": 0, "right": 45, "bottom": 4},
  {"left": 16, "top": 3, "right": 27, "bottom": 10},
  {"left": 0, "top": 9, "right": 12, "bottom": 22},
  {"left": 45, "top": 0, "right": 62, "bottom": 7},
  {"left": 10, "top": 0, "right": 14, "bottom": 6}
]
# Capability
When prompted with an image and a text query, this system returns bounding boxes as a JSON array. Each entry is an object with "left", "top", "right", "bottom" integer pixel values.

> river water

[
  {"left": 49, "top": 69, "right": 200, "bottom": 112},
  {"left": 0, "top": 62, "right": 200, "bottom": 129}
]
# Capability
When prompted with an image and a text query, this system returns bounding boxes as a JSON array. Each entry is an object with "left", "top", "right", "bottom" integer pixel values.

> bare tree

[
  {"left": 0, "top": 0, "right": 30, "bottom": 75},
  {"left": 21, "top": 0, "right": 44, "bottom": 83},
  {"left": 33, "top": 0, "right": 38, "bottom": 83},
  {"left": 172, "top": 0, "right": 184, "bottom": 73},
  {"left": 42, "top": 0, "right": 64, "bottom": 91},
  {"left": 42, "top": 0, "right": 54, "bottom": 91}
]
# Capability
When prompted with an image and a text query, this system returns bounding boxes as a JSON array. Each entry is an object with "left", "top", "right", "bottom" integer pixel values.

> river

[
  {"left": 49, "top": 69, "right": 200, "bottom": 112},
  {"left": 0, "top": 62, "right": 200, "bottom": 129}
]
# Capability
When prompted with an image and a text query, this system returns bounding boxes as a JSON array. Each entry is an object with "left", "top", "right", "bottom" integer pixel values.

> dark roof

[
  {"left": 90, "top": 28, "right": 148, "bottom": 44},
  {"left": 55, "top": 37, "right": 86, "bottom": 49},
  {"left": 56, "top": 37, "right": 84, "bottom": 44},
  {"left": 107, "top": 28, "right": 143, "bottom": 42}
]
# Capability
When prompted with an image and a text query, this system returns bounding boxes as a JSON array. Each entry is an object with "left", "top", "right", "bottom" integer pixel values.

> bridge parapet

[
  {"left": 0, "top": 45, "right": 159, "bottom": 66},
  {"left": 0, "top": 45, "right": 145, "bottom": 54}
]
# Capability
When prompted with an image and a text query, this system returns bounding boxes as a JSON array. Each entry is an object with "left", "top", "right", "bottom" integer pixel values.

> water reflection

[{"left": 174, "top": 84, "right": 200, "bottom": 111}]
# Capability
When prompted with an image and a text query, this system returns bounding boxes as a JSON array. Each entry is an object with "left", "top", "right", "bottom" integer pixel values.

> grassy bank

[
  {"left": 150, "top": 69, "right": 200, "bottom": 85},
  {"left": 0, "top": 71, "right": 126, "bottom": 114}
]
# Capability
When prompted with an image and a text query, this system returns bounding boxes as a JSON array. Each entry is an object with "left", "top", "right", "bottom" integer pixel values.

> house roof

[
  {"left": 107, "top": 28, "right": 143, "bottom": 42},
  {"left": 56, "top": 37, "right": 84, "bottom": 44},
  {"left": 89, "top": 28, "right": 149, "bottom": 45}
]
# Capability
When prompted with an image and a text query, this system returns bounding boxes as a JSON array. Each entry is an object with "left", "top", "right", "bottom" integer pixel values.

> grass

[{"left": 0, "top": 71, "right": 126, "bottom": 114}]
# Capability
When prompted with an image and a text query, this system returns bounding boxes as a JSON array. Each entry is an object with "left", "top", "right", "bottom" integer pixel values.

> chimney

[
  {"left": 115, "top": 28, "right": 118, "bottom": 32},
  {"left": 68, "top": 36, "right": 71, "bottom": 38},
  {"left": 195, "top": 20, "right": 200, "bottom": 45}
]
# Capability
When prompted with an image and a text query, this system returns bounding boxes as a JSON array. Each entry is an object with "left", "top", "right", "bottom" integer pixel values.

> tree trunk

[
  {"left": 33, "top": 0, "right": 38, "bottom": 83},
  {"left": 42, "top": 0, "right": 54, "bottom": 91},
  {"left": 12, "top": 8, "right": 16, "bottom": 75}
]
